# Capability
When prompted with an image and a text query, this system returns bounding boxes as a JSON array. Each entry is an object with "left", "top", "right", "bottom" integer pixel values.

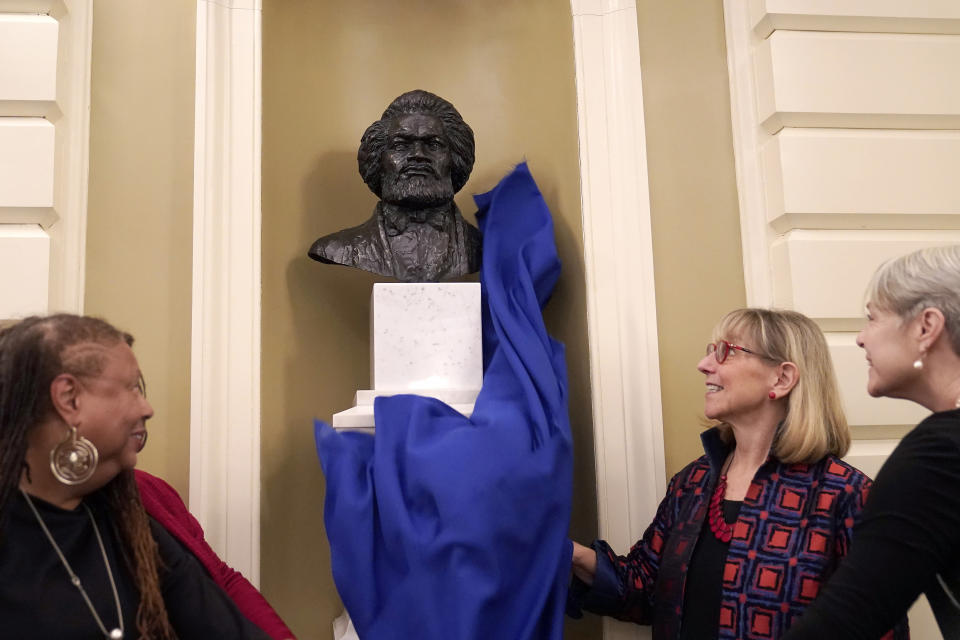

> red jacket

[{"left": 135, "top": 470, "right": 296, "bottom": 640}]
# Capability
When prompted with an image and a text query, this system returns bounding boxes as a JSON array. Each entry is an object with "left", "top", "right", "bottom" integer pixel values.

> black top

[
  {"left": 784, "top": 409, "right": 960, "bottom": 639},
  {"left": 0, "top": 491, "right": 270, "bottom": 639},
  {"left": 679, "top": 499, "right": 742, "bottom": 640}
]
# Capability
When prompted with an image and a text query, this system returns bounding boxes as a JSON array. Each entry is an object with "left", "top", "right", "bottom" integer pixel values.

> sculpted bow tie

[{"left": 383, "top": 208, "right": 449, "bottom": 235}]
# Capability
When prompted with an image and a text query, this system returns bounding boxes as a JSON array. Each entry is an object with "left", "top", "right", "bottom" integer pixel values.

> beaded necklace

[{"left": 707, "top": 456, "right": 735, "bottom": 543}]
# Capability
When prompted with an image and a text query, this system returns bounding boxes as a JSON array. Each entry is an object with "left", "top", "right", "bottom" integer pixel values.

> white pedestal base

[
  {"left": 331, "top": 283, "right": 482, "bottom": 434},
  {"left": 332, "top": 388, "right": 479, "bottom": 433}
]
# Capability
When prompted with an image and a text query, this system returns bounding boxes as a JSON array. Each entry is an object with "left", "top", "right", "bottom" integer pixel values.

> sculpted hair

[
  {"left": 865, "top": 245, "right": 960, "bottom": 356},
  {"left": 712, "top": 308, "right": 850, "bottom": 463},
  {"left": 357, "top": 89, "right": 475, "bottom": 197},
  {"left": 0, "top": 314, "right": 176, "bottom": 640}
]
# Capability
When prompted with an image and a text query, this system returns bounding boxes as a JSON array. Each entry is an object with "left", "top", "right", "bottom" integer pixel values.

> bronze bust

[{"left": 308, "top": 90, "right": 481, "bottom": 282}]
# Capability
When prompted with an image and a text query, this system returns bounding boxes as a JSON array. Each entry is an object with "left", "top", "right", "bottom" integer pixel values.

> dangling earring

[
  {"left": 49, "top": 425, "right": 98, "bottom": 485},
  {"left": 913, "top": 351, "right": 926, "bottom": 370}
]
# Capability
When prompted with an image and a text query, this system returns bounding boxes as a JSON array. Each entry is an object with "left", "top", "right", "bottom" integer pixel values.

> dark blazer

[{"left": 568, "top": 428, "right": 907, "bottom": 640}]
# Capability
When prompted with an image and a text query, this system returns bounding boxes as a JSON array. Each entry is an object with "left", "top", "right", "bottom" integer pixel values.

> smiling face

[
  {"left": 379, "top": 113, "right": 455, "bottom": 208},
  {"left": 698, "top": 334, "right": 781, "bottom": 425},
  {"left": 857, "top": 303, "right": 920, "bottom": 399},
  {"left": 73, "top": 342, "right": 154, "bottom": 478}
]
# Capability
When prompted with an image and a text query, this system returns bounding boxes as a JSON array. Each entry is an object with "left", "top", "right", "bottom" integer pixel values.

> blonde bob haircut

[
  {"left": 864, "top": 245, "right": 960, "bottom": 356},
  {"left": 712, "top": 308, "right": 850, "bottom": 463}
]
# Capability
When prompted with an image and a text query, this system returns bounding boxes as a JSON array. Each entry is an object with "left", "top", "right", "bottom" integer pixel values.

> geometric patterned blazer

[{"left": 568, "top": 428, "right": 907, "bottom": 639}]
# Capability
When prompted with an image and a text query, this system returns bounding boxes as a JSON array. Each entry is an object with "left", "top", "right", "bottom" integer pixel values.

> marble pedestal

[{"left": 332, "top": 282, "right": 482, "bottom": 433}]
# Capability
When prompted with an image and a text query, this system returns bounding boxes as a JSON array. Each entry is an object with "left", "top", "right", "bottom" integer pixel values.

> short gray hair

[{"left": 865, "top": 245, "right": 960, "bottom": 355}]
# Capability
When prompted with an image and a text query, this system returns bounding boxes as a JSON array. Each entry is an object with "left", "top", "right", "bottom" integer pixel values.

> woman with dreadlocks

[{"left": 0, "top": 314, "right": 270, "bottom": 639}]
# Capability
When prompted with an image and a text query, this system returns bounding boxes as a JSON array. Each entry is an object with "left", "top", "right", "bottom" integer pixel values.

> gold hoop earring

[{"left": 50, "top": 425, "right": 98, "bottom": 485}]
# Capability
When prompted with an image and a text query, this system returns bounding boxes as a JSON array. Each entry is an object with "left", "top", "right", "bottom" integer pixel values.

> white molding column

[
  {"left": 190, "top": 0, "right": 262, "bottom": 585},
  {"left": 723, "top": 0, "right": 775, "bottom": 306},
  {"left": 50, "top": 0, "right": 92, "bottom": 313},
  {"left": 571, "top": 2, "right": 665, "bottom": 638}
]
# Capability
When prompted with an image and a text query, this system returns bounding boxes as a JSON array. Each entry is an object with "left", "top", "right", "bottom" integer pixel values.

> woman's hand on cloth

[{"left": 571, "top": 541, "right": 597, "bottom": 586}]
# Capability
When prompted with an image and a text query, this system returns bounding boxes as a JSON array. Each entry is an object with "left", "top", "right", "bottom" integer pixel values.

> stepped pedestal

[{"left": 332, "top": 282, "right": 482, "bottom": 434}]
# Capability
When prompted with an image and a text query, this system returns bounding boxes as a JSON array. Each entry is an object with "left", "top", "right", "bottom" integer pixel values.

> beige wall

[
  {"left": 637, "top": 2, "right": 747, "bottom": 478},
  {"left": 261, "top": 1, "right": 596, "bottom": 637},
  {"left": 85, "top": 0, "right": 196, "bottom": 496}
]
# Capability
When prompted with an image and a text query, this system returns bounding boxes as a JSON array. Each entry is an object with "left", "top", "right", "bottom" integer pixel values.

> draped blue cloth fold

[{"left": 315, "top": 162, "right": 573, "bottom": 639}]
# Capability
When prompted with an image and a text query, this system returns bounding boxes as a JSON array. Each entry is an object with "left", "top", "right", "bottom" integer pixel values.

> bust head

[
  {"left": 358, "top": 90, "right": 475, "bottom": 206},
  {"left": 308, "top": 90, "right": 481, "bottom": 282}
]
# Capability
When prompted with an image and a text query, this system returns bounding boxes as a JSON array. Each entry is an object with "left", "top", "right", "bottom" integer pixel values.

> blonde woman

[
  {"left": 785, "top": 246, "right": 960, "bottom": 639},
  {"left": 568, "top": 308, "right": 904, "bottom": 639}
]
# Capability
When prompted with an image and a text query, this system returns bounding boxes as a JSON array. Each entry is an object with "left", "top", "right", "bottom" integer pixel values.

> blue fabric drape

[{"left": 315, "top": 163, "right": 573, "bottom": 639}]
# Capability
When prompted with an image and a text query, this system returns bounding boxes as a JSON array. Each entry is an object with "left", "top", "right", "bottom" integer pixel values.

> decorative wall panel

[
  {"left": 762, "top": 129, "right": 960, "bottom": 230},
  {"left": 0, "top": 2, "right": 91, "bottom": 318},
  {"left": 0, "top": 13, "right": 57, "bottom": 101},
  {"left": 750, "top": 0, "right": 960, "bottom": 37},
  {"left": 756, "top": 31, "right": 960, "bottom": 132},
  {"left": 770, "top": 230, "right": 960, "bottom": 320},
  {"left": 0, "top": 118, "right": 55, "bottom": 208},
  {"left": 0, "top": 224, "right": 49, "bottom": 318}
]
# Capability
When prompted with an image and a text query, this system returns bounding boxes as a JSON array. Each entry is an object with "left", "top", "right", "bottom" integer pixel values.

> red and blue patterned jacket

[{"left": 568, "top": 428, "right": 907, "bottom": 639}]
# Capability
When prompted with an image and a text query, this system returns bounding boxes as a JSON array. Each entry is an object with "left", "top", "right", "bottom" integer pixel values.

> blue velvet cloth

[{"left": 315, "top": 163, "right": 573, "bottom": 639}]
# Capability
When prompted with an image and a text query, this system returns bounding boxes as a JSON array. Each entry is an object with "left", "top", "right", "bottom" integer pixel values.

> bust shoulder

[{"left": 307, "top": 209, "right": 385, "bottom": 267}]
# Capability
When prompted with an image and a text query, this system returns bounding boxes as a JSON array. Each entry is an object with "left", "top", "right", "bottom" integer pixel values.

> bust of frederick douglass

[{"left": 308, "top": 90, "right": 481, "bottom": 282}]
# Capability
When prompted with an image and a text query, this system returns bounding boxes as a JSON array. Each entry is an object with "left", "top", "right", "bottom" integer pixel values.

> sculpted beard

[{"left": 381, "top": 167, "right": 455, "bottom": 208}]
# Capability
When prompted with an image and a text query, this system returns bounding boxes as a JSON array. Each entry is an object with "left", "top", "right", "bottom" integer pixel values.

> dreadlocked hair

[
  {"left": 104, "top": 470, "right": 177, "bottom": 639},
  {"left": 0, "top": 314, "right": 177, "bottom": 639}
]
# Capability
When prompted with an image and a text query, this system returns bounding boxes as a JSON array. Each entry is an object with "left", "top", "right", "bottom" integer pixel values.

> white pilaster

[
  {"left": 49, "top": 1, "right": 92, "bottom": 313},
  {"left": 190, "top": 0, "right": 262, "bottom": 585},
  {"left": 724, "top": 0, "right": 776, "bottom": 306},
  {"left": 571, "top": 2, "right": 665, "bottom": 638}
]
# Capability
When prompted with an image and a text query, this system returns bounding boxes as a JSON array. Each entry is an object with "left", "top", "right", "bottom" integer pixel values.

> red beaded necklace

[{"left": 707, "top": 473, "right": 734, "bottom": 543}]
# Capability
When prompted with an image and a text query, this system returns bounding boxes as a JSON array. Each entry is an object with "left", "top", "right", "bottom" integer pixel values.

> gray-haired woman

[{"left": 784, "top": 245, "right": 960, "bottom": 639}]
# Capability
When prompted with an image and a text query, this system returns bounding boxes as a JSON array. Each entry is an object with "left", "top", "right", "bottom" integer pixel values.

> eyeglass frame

[{"left": 705, "top": 339, "right": 773, "bottom": 364}]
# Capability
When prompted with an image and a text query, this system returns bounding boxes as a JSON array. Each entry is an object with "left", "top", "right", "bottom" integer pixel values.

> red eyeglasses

[{"left": 706, "top": 340, "right": 766, "bottom": 364}]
